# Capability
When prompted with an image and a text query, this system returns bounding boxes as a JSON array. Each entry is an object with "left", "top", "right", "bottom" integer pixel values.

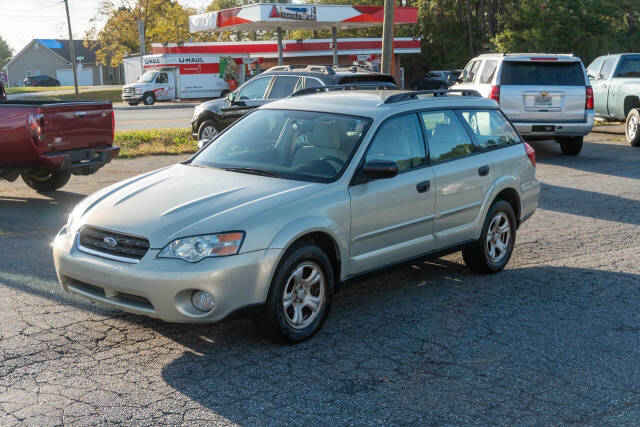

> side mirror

[
  {"left": 598, "top": 73, "right": 605, "bottom": 80},
  {"left": 226, "top": 92, "right": 236, "bottom": 104},
  {"left": 363, "top": 159, "right": 399, "bottom": 180},
  {"left": 455, "top": 78, "right": 463, "bottom": 83}
]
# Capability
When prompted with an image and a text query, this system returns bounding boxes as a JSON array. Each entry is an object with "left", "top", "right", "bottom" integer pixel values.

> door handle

[
  {"left": 416, "top": 180, "right": 430, "bottom": 193},
  {"left": 601, "top": 84, "right": 608, "bottom": 88},
  {"left": 478, "top": 165, "right": 490, "bottom": 176},
  {"left": 74, "top": 111, "right": 86, "bottom": 118}
]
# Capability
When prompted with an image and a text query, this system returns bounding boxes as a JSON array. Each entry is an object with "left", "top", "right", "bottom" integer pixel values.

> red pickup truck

[{"left": 0, "top": 100, "right": 119, "bottom": 191}]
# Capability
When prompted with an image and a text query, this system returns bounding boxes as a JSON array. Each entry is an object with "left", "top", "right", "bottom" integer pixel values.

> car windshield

[
  {"left": 138, "top": 72, "right": 157, "bottom": 83},
  {"left": 192, "top": 109, "right": 372, "bottom": 183}
]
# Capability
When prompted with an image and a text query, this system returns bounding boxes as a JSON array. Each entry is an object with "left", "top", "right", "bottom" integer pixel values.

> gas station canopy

[{"left": 189, "top": 3, "right": 418, "bottom": 32}]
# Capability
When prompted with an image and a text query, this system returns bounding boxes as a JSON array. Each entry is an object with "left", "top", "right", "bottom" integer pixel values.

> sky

[{"left": 0, "top": 0, "right": 212, "bottom": 53}]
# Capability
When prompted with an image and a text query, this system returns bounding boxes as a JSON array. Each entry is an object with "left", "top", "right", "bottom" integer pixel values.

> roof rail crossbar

[
  {"left": 289, "top": 84, "right": 396, "bottom": 98},
  {"left": 383, "top": 89, "right": 482, "bottom": 104},
  {"left": 303, "top": 65, "right": 336, "bottom": 75}
]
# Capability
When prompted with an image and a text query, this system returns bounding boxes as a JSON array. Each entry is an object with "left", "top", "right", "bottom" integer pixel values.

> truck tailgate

[{"left": 40, "top": 102, "right": 113, "bottom": 152}]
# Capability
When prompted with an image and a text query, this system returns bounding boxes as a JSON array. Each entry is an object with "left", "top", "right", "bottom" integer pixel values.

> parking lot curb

[{"left": 113, "top": 103, "right": 199, "bottom": 111}]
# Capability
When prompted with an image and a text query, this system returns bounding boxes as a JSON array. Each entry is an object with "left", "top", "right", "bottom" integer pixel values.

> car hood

[{"left": 74, "top": 164, "right": 319, "bottom": 248}]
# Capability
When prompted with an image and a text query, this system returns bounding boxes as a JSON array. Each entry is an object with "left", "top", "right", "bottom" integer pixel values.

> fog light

[{"left": 191, "top": 290, "right": 215, "bottom": 312}]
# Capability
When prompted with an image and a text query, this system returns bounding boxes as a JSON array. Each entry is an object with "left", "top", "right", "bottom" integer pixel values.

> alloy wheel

[
  {"left": 282, "top": 262, "right": 326, "bottom": 329},
  {"left": 486, "top": 212, "right": 512, "bottom": 263}
]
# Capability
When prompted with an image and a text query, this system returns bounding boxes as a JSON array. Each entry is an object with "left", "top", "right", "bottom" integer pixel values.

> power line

[{"left": 10, "top": 0, "right": 64, "bottom": 13}]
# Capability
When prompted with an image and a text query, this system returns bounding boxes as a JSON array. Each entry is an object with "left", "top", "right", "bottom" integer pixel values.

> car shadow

[
  {"left": 539, "top": 182, "right": 640, "bottom": 225},
  {"left": 529, "top": 139, "right": 640, "bottom": 181},
  {"left": 156, "top": 263, "right": 640, "bottom": 424},
  {"left": 0, "top": 191, "right": 86, "bottom": 233}
]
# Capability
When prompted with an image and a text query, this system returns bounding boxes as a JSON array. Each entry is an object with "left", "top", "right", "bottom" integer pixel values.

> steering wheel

[{"left": 319, "top": 156, "right": 345, "bottom": 168}]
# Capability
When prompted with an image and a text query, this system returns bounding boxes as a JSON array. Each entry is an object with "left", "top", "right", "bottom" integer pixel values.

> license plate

[{"left": 534, "top": 96, "right": 552, "bottom": 106}]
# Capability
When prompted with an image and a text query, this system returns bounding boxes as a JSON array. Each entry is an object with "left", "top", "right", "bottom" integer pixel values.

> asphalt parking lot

[{"left": 1, "top": 126, "right": 639, "bottom": 424}]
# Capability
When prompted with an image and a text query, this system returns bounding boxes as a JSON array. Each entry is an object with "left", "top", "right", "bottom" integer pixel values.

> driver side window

[
  {"left": 365, "top": 114, "right": 426, "bottom": 173},
  {"left": 156, "top": 73, "right": 168, "bottom": 84},
  {"left": 237, "top": 77, "right": 272, "bottom": 100}
]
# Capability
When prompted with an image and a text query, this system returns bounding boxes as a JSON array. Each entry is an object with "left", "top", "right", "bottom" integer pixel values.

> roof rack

[
  {"left": 265, "top": 65, "right": 337, "bottom": 75},
  {"left": 289, "top": 84, "right": 396, "bottom": 98},
  {"left": 383, "top": 89, "right": 481, "bottom": 104}
]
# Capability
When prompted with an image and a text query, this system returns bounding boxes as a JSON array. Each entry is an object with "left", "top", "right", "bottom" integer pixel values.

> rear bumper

[
  {"left": 191, "top": 119, "right": 199, "bottom": 140},
  {"left": 38, "top": 146, "right": 120, "bottom": 174},
  {"left": 513, "top": 111, "right": 595, "bottom": 137}
]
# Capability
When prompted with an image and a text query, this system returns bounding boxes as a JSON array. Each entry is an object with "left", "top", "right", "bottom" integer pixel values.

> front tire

[
  {"left": 462, "top": 200, "right": 516, "bottom": 274},
  {"left": 559, "top": 136, "right": 583, "bottom": 155},
  {"left": 198, "top": 120, "right": 219, "bottom": 141},
  {"left": 256, "top": 243, "right": 334, "bottom": 344},
  {"left": 625, "top": 109, "right": 640, "bottom": 146},
  {"left": 142, "top": 92, "right": 155, "bottom": 105},
  {"left": 22, "top": 170, "right": 72, "bottom": 192}
]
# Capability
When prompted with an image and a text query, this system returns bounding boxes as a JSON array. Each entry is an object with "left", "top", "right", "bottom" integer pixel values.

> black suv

[
  {"left": 23, "top": 75, "right": 60, "bottom": 87},
  {"left": 190, "top": 65, "right": 397, "bottom": 141}
]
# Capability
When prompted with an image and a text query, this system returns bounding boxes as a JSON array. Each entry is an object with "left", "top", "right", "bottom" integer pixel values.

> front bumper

[
  {"left": 38, "top": 145, "right": 120, "bottom": 174},
  {"left": 190, "top": 119, "right": 199, "bottom": 140},
  {"left": 513, "top": 112, "right": 595, "bottom": 138},
  {"left": 52, "top": 227, "right": 281, "bottom": 323},
  {"left": 122, "top": 93, "right": 142, "bottom": 102}
]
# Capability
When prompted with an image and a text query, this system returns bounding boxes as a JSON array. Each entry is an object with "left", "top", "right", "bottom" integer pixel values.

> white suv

[{"left": 453, "top": 53, "right": 594, "bottom": 155}]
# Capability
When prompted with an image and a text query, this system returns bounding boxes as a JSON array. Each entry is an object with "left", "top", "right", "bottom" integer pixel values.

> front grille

[
  {"left": 123, "top": 87, "right": 134, "bottom": 93},
  {"left": 78, "top": 226, "right": 150, "bottom": 262}
]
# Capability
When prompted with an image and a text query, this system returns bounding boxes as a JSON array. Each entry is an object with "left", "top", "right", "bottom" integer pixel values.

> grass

[
  {"left": 31, "top": 89, "right": 122, "bottom": 102},
  {"left": 5, "top": 86, "right": 89, "bottom": 94},
  {"left": 115, "top": 128, "right": 196, "bottom": 158}
]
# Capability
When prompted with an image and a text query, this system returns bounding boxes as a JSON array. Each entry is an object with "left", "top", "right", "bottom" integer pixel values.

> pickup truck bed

[{"left": 0, "top": 100, "right": 119, "bottom": 191}]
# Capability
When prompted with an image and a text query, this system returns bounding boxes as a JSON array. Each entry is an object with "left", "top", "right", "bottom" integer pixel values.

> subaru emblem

[{"left": 103, "top": 237, "right": 117, "bottom": 248}]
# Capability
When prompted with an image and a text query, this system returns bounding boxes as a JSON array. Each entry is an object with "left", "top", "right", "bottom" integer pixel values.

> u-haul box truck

[{"left": 122, "top": 54, "right": 247, "bottom": 105}]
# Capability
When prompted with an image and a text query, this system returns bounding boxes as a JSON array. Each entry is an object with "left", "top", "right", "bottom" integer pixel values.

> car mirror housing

[{"left": 363, "top": 159, "right": 399, "bottom": 180}]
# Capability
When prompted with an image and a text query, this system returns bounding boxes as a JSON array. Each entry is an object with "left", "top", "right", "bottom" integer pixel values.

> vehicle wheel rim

[
  {"left": 486, "top": 212, "right": 511, "bottom": 263},
  {"left": 201, "top": 126, "right": 217, "bottom": 140},
  {"left": 282, "top": 261, "right": 326, "bottom": 330},
  {"left": 628, "top": 116, "right": 638, "bottom": 139}
]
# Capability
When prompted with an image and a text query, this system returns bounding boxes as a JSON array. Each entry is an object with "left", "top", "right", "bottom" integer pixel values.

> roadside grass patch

[
  {"left": 5, "top": 86, "right": 90, "bottom": 94},
  {"left": 33, "top": 89, "right": 122, "bottom": 102},
  {"left": 115, "top": 129, "right": 196, "bottom": 158}
]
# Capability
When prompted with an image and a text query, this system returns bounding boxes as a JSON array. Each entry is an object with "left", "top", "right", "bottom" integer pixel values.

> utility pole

[
  {"left": 63, "top": 0, "right": 79, "bottom": 96},
  {"left": 138, "top": 19, "right": 146, "bottom": 74},
  {"left": 381, "top": 0, "right": 395, "bottom": 76}
]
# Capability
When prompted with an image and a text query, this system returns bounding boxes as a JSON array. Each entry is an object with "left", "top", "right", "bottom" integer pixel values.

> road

[
  {"left": 114, "top": 106, "right": 195, "bottom": 131},
  {"left": 1, "top": 128, "right": 639, "bottom": 424}
]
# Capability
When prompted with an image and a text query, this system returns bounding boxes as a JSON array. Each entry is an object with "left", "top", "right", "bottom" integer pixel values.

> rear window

[
  {"left": 336, "top": 74, "right": 396, "bottom": 85},
  {"left": 500, "top": 61, "right": 585, "bottom": 86}
]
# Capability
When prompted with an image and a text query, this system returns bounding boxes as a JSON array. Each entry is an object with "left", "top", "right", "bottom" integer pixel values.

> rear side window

[
  {"left": 337, "top": 74, "right": 396, "bottom": 85},
  {"left": 616, "top": 57, "right": 640, "bottom": 78},
  {"left": 460, "top": 110, "right": 520, "bottom": 150},
  {"left": 480, "top": 60, "right": 498, "bottom": 84},
  {"left": 421, "top": 111, "right": 475, "bottom": 162},
  {"left": 599, "top": 57, "right": 617, "bottom": 79},
  {"left": 268, "top": 76, "right": 300, "bottom": 99},
  {"left": 500, "top": 61, "right": 585, "bottom": 86},
  {"left": 303, "top": 78, "right": 323, "bottom": 89},
  {"left": 366, "top": 114, "right": 426, "bottom": 172}
]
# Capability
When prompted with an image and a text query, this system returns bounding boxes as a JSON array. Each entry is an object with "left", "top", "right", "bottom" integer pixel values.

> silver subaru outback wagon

[{"left": 53, "top": 89, "right": 540, "bottom": 343}]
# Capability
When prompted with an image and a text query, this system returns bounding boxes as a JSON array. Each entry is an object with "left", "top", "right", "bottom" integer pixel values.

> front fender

[{"left": 267, "top": 216, "right": 348, "bottom": 281}]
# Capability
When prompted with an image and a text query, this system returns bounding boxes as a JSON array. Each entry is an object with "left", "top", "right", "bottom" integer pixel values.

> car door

[
  {"left": 154, "top": 72, "right": 172, "bottom": 100},
  {"left": 421, "top": 110, "right": 494, "bottom": 249},
  {"left": 348, "top": 113, "right": 436, "bottom": 274},
  {"left": 220, "top": 75, "right": 274, "bottom": 125},
  {"left": 592, "top": 56, "right": 617, "bottom": 117},
  {"left": 266, "top": 75, "right": 301, "bottom": 99}
]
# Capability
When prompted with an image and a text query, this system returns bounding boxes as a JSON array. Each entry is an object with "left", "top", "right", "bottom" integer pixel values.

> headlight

[
  {"left": 135, "top": 87, "right": 142, "bottom": 95},
  {"left": 192, "top": 105, "right": 203, "bottom": 121},
  {"left": 66, "top": 204, "right": 83, "bottom": 234},
  {"left": 158, "top": 232, "right": 245, "bottom": 263}
]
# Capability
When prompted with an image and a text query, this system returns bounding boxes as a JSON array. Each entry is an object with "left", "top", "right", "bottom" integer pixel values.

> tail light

[
  {"left": 524, "top": 142, "right": 536, "bottom": 167},
  {"left": 111, "top": 110, "right": 115, "bottom": 139},
  {"left": 27, "top": 113, "right": 45, "bottom": 143},
  {"left": 489, "top": 85, "right": 500, "bottom": 104},
  {"left": 585, "top": 86, "right": 594, "bottom": 110}
]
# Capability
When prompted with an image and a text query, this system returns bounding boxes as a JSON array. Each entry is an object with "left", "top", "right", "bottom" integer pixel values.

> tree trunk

[{"left": 466, "top": 0, "right": 474, "bottom": 57}]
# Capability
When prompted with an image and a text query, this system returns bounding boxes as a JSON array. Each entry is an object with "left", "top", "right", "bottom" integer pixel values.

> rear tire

[
  {"left": 625, "top": 109, "right": 640, "bottom": 147},
  {"left": 559, "top": 136, "right": 583, "bottom": 155},
  {"left": 462, "top": 200, "right": 516, "bottom": 274},
  {"left": 22, "top": 170, "right": 72, "bottom": 192},
  {"left": 142, "top": 92, "right": 155, "bottom": 105},
  {"left": 255, "top": 242, "right": 334, "bottom": 344}
]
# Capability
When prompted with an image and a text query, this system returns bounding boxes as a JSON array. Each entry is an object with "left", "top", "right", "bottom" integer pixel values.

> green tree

[{"left": 0, "top": 35, "right": 13, "bottom": 69}]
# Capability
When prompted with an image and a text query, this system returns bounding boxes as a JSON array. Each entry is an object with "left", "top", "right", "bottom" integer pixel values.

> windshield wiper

[{"left": 222, "top": 167, "right": 281, "bottom": 178}]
